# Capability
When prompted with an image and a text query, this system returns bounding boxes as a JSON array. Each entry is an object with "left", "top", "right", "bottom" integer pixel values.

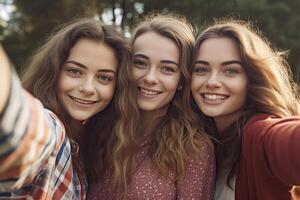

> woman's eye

[
  {"left": 133, "top": 60, "right": 148, "bottom": 68},
  {"left": 161, "top": 66, "right": 176, "bottom": 73},
  {"left": 224, "top": 68, "right": 239, "bottom": 75},
  {"left": 64, "top": 67, "right": 82, "bottom": 77},
  {"left": 193, "top": 66, "right": 209, "bottom": 74},
  {"left": 97, "top": 75, "right": 112, "bottom": 82}
]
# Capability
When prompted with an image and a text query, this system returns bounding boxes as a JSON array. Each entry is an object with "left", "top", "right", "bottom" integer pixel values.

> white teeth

[
  {"left": 139, "top": 88, "right": 160, "bottom": 95},
  {"left": 204, "top": 94, "right": 227, "bottom": 100}
]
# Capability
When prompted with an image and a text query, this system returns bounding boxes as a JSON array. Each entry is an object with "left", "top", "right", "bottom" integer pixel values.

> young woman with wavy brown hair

[
  {"left": 88, "top": 14, "right": 215, "bottom": 199},
  {"left": 191, "top": 19, "right": 300, "bottom": 200},
  {"left": 0, "top": 17, "right": 137, "bottom": 199}
]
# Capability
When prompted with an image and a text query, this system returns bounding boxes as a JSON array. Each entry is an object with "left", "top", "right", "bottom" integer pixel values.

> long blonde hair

[{"left": 193, "top": 18, "right": 300, "bottom": 186}]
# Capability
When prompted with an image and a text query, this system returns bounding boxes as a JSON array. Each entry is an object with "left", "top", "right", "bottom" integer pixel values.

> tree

[
  {"left": 1, "top": 0, "right": 300, "bottom": 80},
  {"left": 2, "top": 0, "right": 99, "bottom": 71}
]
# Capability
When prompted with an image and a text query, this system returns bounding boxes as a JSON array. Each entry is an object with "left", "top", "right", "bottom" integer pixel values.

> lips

[
  {"left": 202, "top": 93, "right": 229, "bottom": 100},
  {"left": 68, "top": 95, "right": 99, "bottom": 104},
  {"left": 199, "top": 93, "right": 229, "bottom": 105},
  {"left": 138, "top": 87, "right": 162, "bottom": 96}
]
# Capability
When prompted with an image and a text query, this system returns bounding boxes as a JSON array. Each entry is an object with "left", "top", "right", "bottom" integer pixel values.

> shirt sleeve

[
  {"left": 245, "top": 115, "right": 300, "bottom": 185},
  {"left": 0, "top": 71, "right": 65, "bottom": 191},
  {"left": 176, "top": 142, "right": 216, "bottom": 200},
  {"left": 263, "top": 117, "right": 300, "bottom": 185}
]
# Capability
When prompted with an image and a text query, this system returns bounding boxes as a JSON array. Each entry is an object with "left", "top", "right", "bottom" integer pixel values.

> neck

[
  {"left": 68, "top": 119, "right": 83, "bottom": 141},
  {"left": 139, "top": 108, "right": 167, "bottom": 137},
  {"left": 214, "top": 111, "right": 242, "bottom": 134}
]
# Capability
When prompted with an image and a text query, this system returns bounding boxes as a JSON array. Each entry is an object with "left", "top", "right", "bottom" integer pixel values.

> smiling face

[
  {"left": 191, "top": 37, "right": 248, "bottom": 131},
  {"left": 58, "top": 38, "right": 117, "bottom": 122},
  {"left": 132, "top": 31, "right": 180, "bottom": 116}
]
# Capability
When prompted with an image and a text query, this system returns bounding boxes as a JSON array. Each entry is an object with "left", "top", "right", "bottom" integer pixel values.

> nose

[
  {"left": 78, "top": 77, "right": 96, "bottom": 95},
  {"left": 143, "top": 67, "right": 158, "bottom": 85},
  {"left": 205, "top": 72, "right": 222, "bottom": 89}
]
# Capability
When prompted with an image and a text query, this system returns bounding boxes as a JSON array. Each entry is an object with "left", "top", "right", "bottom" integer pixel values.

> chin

[
  {"left": 69, "top": 114, "right": 91, "bottom": 122},
  {"left": 201, "top": 110, "right": 222, "bottom": 118}
]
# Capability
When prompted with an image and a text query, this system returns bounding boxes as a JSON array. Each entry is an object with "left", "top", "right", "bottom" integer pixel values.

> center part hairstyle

[
  {"left": 109, "top": 13, "right": 211, "bottom": 193},
  {"left": 193, "top": 18, "right": 300, "bottom": 186},
  {"left": 21, "top": 17, "right": 138, "bottom": 135},
  {"left": 21, "top": 17, "right": 139, "bottom": 183}
]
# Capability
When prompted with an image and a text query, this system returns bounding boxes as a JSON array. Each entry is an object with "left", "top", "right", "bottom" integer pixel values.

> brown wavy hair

[
  {"left": 105, "top": 14, "right": 213, "bottom": 198},
  {"left": 192, "top": 18, "right": 300, "bottom": 187},
  {"left": 21, "top": 18, "right": 139, "bottom": 183},
  {"left": 21, "top": 17, "right": 137, "bottom": 132}
]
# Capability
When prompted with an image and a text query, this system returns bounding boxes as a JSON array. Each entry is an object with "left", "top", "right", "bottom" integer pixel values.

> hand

[
  {"left": 0, "top": 44, "right": 11, "bottom": 113},
  {"left": 292, "top": 186, "right": 300, "bottom": 200}
]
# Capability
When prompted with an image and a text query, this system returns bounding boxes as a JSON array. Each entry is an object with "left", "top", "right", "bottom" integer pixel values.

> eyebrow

[
  {"left": 65, "top": 60, "right": 116, "bottom": 74},
  {"left": 133, "top": 54, "right": 179, "bottom": 66},
  {"left": 161, "top": 60, "right": 179, "bottom": 67},
  {"left": 222, "top": 60, "right": 242, "bottom": 66},
  {"left": 193, "top": 60, "right": 242, "bottom": 66},
  {"left": 193, "top": 60, "right": 209, "bottom": 65},
  {"left": 133, "top": 53, "right": 148, "bottom": 60}
]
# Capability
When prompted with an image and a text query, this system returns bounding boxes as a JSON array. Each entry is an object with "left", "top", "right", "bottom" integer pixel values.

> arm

[
  {"left": 263, "top": 117, "right": 300, "bottom": 185},
  {"left": 0, "top": 46, "right": 64, "bottom": 190},
  {"left": 245, "top": 115, "right": 300, "bottom": 185},
  {"left": 0, "top": 44, "right": 11, "bottom": 113},
  {"left": 177, "top": 142, "right": 215, "bottom": 200}
]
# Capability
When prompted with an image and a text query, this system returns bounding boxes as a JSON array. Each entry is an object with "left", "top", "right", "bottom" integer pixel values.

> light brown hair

[
  {"left": 192, "top": 18, "right": 300, "bottom": 187},
  {"left": 108, "top": 14, "right": 212, "bottom": 198}
]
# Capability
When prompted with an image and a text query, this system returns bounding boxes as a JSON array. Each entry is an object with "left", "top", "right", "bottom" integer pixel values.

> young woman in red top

[{"left": 191, "top": 19, "right": 300, "bottom": 200}]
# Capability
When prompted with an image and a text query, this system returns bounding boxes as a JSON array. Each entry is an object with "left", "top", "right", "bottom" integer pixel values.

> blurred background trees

[{"left": 1, "top": 0, "right": 300, "bottom": 81}]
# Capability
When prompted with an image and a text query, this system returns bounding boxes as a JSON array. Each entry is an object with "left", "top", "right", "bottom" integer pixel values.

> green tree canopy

[{"left": 1, "top": 0, "right": 300, "bottom": 80}]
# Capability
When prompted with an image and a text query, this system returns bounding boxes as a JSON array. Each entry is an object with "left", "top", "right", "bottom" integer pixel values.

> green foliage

[
  {"left": 1, "top": 0, "right": 300, "bottom": 79},
  {"left": 137, "top": 0, "right": 300, "bottom": 80},
  {"left": 2, "top": 0, "right": 99, "bottom": 71}
]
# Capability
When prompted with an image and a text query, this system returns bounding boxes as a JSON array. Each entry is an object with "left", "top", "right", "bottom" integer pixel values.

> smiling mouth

[
  {"left": 138, "top": 87, "right": 162, "bottom": 96},
  {"left": 68, "top": 95, "right": 99, "bottom": 104},
  {"left": 202, "top": 93, "right": 229, "bottom": 100}
]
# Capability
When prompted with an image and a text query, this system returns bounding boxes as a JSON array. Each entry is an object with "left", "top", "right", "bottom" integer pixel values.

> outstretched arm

[
  {"left": 244, "top": 114, "right": 300, "bottom": 185},
  {"left": 0, "top": 44, "right": 64, "bottom": 191},
  {"left": 263, "top": 117, "right": 300, "bottom": 185},
  {"left": 0, "top": 44, "right": 11, "bottom": 113}
]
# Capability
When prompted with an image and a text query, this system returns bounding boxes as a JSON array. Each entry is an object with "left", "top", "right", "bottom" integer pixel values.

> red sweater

[{"left": 236, "top": 114, "right": 300, "bottom": 200}]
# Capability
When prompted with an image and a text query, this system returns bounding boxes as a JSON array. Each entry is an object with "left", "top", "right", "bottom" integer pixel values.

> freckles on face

[
  {"left": 132, "top": 31, "right": 181, "bottom": 115},
  {"left": 191, "top": 37, "right": 248, "bottom": 128},
  {"left": 58, "top": 38, "right": 118, "bottom": 122}
]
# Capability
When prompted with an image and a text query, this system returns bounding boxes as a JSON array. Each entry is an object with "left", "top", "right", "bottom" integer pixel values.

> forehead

[
  {"left": 133, "top": 31, "right": 179, "bottom": 62},
  {"left": 197, "top": 37, "right": 241, "bottom": 62},
  {"left": 68, "top": 38, "right": 118, "bottom": 71}
]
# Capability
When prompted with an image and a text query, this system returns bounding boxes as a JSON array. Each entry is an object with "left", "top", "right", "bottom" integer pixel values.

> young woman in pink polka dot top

[{"left": 87, "top": 14, "right": 215, "bottom": 200}]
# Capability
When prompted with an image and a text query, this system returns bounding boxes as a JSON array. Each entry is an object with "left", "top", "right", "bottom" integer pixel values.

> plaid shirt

[{"left": 0, "top": 72, "right": 87, "bottom": 199}]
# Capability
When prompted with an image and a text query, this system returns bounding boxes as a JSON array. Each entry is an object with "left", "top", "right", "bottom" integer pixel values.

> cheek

[
  {"left": 191, "top": 76, "right": 205, "bottom": 91},
  {"left": 57, "top": 72, "right": 77, "bottom": 92},
  {"left": 131, "top": 68, "right": 144, "bottom": 82},
  {"left": 236, "top": 78, "right": 247, "bottom": 95},
  {"left": 234, "top": 81, "right": 248, "bottom": 105},
  {"left": 57, "top": 75, "right": 68, "bottom": 96},
  {"left": 164, "top": 74, "right": 181, "bottom": 91},
  {"left": 239, "top": 88, "right": 247, "bottom": 103},
  {"left": 97, "top": 84, "right": 116, "bottom": 100}
]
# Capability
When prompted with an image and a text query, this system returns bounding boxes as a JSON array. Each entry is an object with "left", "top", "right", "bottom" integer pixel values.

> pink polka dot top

[{"left": 87, "top": 143, "right": 215, "bottom": 200}]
